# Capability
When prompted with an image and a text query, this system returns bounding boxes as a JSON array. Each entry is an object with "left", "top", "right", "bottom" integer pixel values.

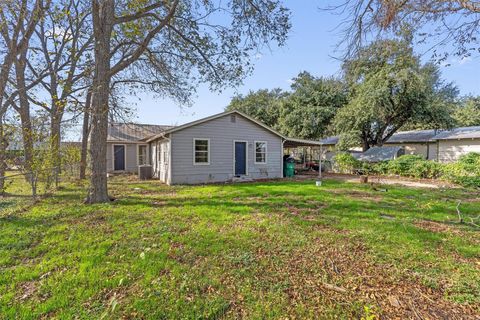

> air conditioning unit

[{"left": 138, "top": 165, "right": 152, "bottom": 180}]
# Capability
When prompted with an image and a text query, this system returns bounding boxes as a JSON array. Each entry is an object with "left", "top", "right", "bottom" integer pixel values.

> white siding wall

[
  {"left": 427, "top": 142, "right": 437, "bottom": 161},
  {"left": 384, "top": 142, "right": 438, "bottom": 160},
  {"left": 168, "top": 114, "right": 283, "bottom": 184},
  {"left": 437, "top": 139, "right": 480, "bottom": 162}
]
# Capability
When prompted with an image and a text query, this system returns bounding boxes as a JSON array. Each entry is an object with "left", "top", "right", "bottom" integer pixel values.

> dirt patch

[
  {"left": 331, "top": 189, "right": 383, "bottom": 202},
  {"left": 414, "top": 220, "right": 465, "bottom": 235},
  {"left": 323, "top": 173, "right": 456, "bottom": 189},
  {"left": 16, "top": 281, "right": 37, "bottom": 301},
  {"left": 236, "top": 236, "right": 480, "bottom": 319}
]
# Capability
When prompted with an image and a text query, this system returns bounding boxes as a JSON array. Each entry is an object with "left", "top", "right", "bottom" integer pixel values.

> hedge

[{"left": 332, "top": 152, "right": 480, "bottom": 188}]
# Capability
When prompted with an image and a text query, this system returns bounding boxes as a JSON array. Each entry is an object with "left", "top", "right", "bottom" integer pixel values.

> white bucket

[{"left": 316, "top": 180, "right": 322, "bottom": 187}]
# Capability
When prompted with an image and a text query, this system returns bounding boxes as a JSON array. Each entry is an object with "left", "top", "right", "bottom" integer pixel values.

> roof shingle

[
  {"left": 432, "top": 126, "right": 480, "bottom": 140},
  {"left": 107, "top": 123, "right": 173, "bottom": 142}
]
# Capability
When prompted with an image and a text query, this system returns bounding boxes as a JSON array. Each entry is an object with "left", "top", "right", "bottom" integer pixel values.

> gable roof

[
  {"left": 108, "top": 123, "right": 173, "bottom": 142},
  {"left": 321, "top": 129, "right": 440, "bottom": 146},
  {"left": 144, "top": 110, "right": 285, "bottom": 142},
  {"left": 433, "top": 126, "right": 480, "bottom": 140},
  {"left": 386, "top": 129, "right": 438, "bottom": 143}
]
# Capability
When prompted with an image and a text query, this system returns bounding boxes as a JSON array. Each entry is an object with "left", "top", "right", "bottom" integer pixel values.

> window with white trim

[
  {"left": 138, "top": 145, "right": 148, "bottom": 165},
  {"left": 194, "top": 139, "right": 209, "bottom": 164},
  {"left": 255, "top": 141, "right": 267, "bottom": 163}
]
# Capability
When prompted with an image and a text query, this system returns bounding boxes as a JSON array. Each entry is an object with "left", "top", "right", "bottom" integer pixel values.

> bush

[
  {"left": 331, "top": 151, "right": 480, "bottom": 189},
  {"left": 442, "top": 152, "right": 480, "bottom": 188},
  {"left": 333, "top": 152, "right": 361, "bottom": 174}
]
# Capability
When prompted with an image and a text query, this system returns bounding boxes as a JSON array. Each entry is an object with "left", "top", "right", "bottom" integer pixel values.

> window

[
  {"left": 138, "top": 145, "right": 148, "bottom": 165},
  {"left": 255, "top": 141, "right": 267, "bottom": 163},
  {"left": 194, "top": 139, "right": 210, "bottom": 164}
]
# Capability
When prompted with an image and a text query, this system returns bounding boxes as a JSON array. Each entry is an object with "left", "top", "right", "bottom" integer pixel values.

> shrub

[
  {"left": 331, "top": 151, "right": 480, "bottom": 189},
  {"left": 386, "top": 155, "right": 425, "bottom": 177},
  {"left": 442, "top": 153, "right": 480, "bottom": 188},
  {"left": 333, "top": 152, "right": 361, "bottom": 174}
]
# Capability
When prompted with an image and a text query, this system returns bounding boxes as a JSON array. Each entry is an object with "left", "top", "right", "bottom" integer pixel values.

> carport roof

[{"left": 283, "top": 137, "right": 323, "bottom": 148}]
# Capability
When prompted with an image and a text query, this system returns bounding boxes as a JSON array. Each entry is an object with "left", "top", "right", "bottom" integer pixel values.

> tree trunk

[
  {"left": 15, "top": 55, "right": 35, "bottom": 180},
  {"left": 0, "top": 120, "right": 6, "bottom": 196},
  {"left": 50, "top": 112, "right": 61, "bottom": 186},
  {"left": 87, "top": 0, "right": 114, "bottom": 203},
  {"left": 79, "top": 90, "right": 92, "bottom": 180}
]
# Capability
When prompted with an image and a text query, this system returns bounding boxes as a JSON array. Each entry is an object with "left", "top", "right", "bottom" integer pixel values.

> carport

[{"left": 282, "top": 137, "right": 324, "bottom": 177}]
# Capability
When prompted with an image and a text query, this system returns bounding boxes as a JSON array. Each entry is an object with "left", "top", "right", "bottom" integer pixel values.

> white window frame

[
  {"left": 193, "top": 138, "right": 210, "bottom": 165},
  {"left": 137, "top": 144, "right": 148, "bottom": 166},
  {"left": 254, "top": 141, "right": 267, "bottom": 164},
  {"left": 112, "top": 144, "right": 127, "bottom": 171}
]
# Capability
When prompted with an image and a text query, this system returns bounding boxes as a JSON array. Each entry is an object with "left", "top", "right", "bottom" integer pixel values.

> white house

[
  {"left": 433, "top": 126, "right": 480, "bottom": 162},
  {"left": 107, "top": 110, "right": 322, "bottom": 184}
]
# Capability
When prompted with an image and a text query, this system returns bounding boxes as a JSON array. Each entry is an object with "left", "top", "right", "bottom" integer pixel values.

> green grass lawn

[{"left": 1, "top": 175, "right": 479, "bottom": 319}]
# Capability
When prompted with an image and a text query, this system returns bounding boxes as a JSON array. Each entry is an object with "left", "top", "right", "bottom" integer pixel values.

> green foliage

[
  {"left": 226, "top": 72, "right": 348, "bottom": 140},
  {"left": 442, "top": 153, "right": 480, "bottom": 188},
  {"left": 359, "top": 153, "right": 480, "bottom": 188},
  {"left": 384, "top": 155, "right": 443, "bottom": 179},
  {"left": 279, "top": 72, "right": 348, "bottom": 139},
  {"left": 61, "top": 144, "right": 81, "bottom": 176},
  {"left": 1, "top": 177, "right": 479, "bottom": 318},
  {"left": 226, "top": 88, "right": 286, "bottom": 129},
  {"left": 333, "top": 152, "right": 361, "bottom": 173},
  {"left": 454, "top": 97, "right": 480, "bottom": 127},
  {"left": 335, "top": 38, "right": 457, "bottom": 150}
]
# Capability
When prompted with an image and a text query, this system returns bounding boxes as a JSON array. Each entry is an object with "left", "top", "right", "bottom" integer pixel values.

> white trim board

[
  {"left": 193, "top": 138, "right": 210, "bottom": 166},
  {"left": 254, "top": 140, "right": 268, "bottom": 164},
  {"left": 112, "top": 144, "right": 127, "bottom": 171},
  {"left": 145, "top": 110, "right": 285, "bottom": 143},
  {"left": 233, "top": 140, "right": 248, "bottom": 176}
]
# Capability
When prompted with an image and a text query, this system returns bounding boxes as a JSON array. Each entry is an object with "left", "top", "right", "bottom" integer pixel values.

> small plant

[
  {"left": 333, "top": 152, "right": 361, "bottom": 174},
  {"left": 361, "top": 305, "right": 379, "bottom": 320}
]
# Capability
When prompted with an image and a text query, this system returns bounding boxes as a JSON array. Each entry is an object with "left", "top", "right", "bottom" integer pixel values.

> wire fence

[{"left": 0, "top": 163, "right": 85, "bottom": 197}]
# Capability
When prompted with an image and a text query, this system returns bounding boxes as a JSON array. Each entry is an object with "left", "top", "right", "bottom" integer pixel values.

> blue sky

[{"left": 128, "top": 0, "right": 480, "bottom": 127}]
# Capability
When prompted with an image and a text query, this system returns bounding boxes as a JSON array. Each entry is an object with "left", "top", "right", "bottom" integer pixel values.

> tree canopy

[
  {"left": 226, "top": 88, "right": 286, "bottom": 129},
  {"left": 334, "top": 38, "right": 457, "bottom": 150},
  {"left": 454, "top": 97, "right": 480, "bottom": 127},
  {"left": 226, "top": 71, "right": 348, "bottom": 140},
  {"left": 279, "top": 72, "right": 347, "bottom": 140}
]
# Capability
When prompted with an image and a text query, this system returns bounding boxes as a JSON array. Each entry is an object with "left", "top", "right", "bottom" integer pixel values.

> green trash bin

[{"left": 284, "top": 161, "right": 295, "bottom": 178}]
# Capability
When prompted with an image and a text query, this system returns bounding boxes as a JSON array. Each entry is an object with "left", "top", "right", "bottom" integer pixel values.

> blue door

[
  {"left": 235, "top": 142, "right": 247, "bottom": 176},
  {"left": 114, "top": 145, "right": 125, "bottom": 171}
]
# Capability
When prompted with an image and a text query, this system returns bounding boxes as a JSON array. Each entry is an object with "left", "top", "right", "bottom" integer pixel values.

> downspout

[
  {"left": 167, "top": 134, "right": 172, "bottom": 185},
  {"left": 281, "top": 139, "right": 285, "bottom": 178}
]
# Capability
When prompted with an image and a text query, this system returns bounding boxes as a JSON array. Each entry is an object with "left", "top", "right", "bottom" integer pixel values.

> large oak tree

[{"left": 334, "top": 38, "right": 456, "bottom": 151}]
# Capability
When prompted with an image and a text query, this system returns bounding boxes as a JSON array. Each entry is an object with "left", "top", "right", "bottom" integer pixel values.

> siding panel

[
  {"left": 169, "top": 114, "right": 282, "bottom": 184},
  {"left": 437, "top": 140, "right": 480, "bottom": 162},
  {"left": 106, "top": 142, "right": 149, "bottom": 173}
]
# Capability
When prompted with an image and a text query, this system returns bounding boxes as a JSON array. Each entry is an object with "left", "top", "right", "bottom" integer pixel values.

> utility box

[{"left": 138, "top": 165, "right": 152, "bottom": 180}]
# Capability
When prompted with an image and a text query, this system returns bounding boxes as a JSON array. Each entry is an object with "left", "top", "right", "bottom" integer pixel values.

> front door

[
  {"left": 113, "top": 145, "right": 125, "bottom": 171},
  {"left": 235, "top": 141, "right": 247, "bottom": 176}
]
